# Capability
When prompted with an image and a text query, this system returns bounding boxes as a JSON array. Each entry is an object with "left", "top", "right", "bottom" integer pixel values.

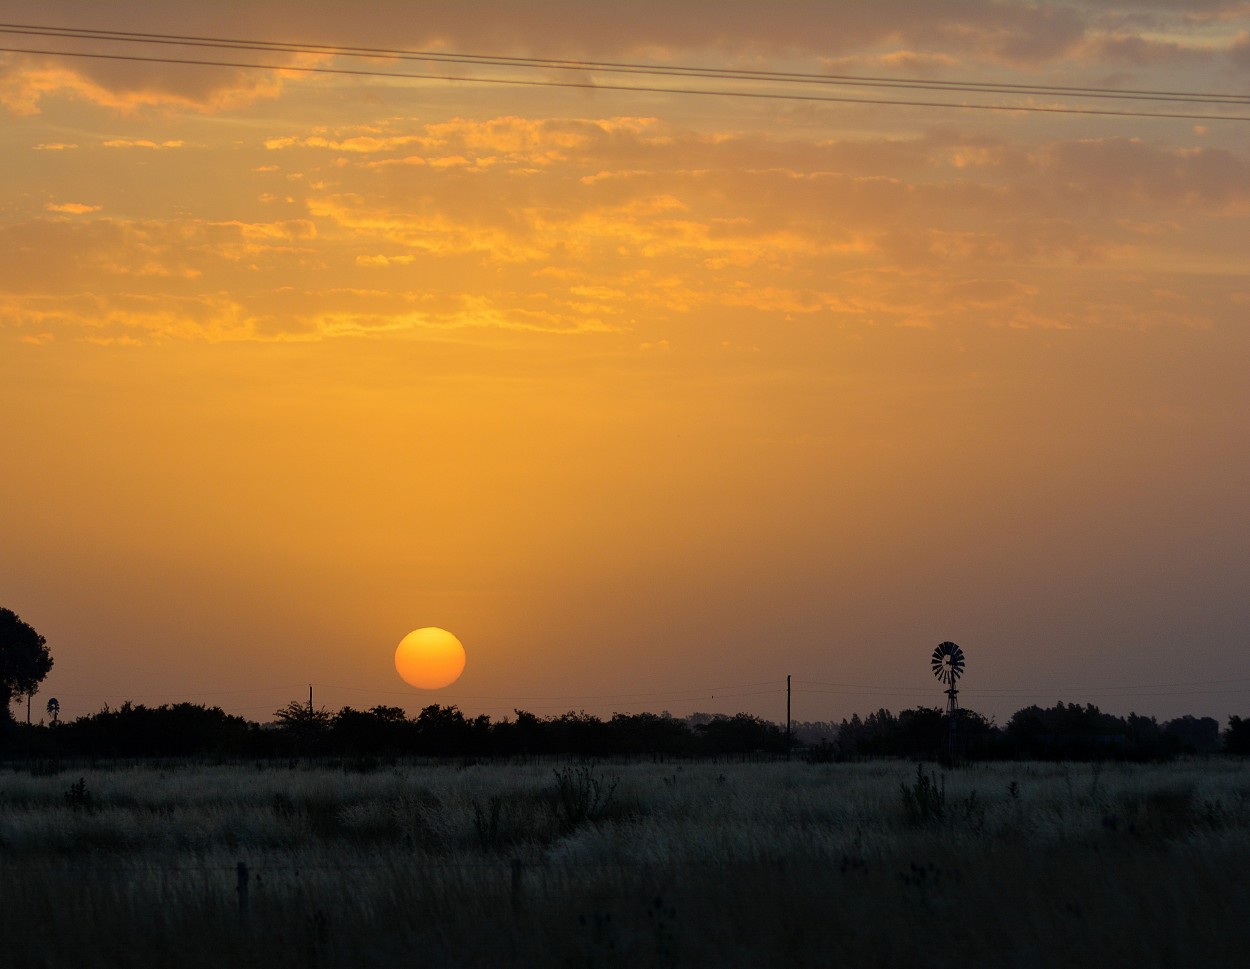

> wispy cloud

[
  {"left": 103, "top": 139, "right": 186, "bottom": 150},
  {"left": 45, "top": 202, "right": 101, "bottom": 214}
]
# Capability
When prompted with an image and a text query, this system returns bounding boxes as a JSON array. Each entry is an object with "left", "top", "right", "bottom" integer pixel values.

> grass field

[{"left": 3, "top": 758, "right": 1249, "bottom": 968}]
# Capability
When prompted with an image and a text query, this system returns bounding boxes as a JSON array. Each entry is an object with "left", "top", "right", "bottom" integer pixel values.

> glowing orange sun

[{"left": 395, "top": 627, "right": 466, "bottom": 690}]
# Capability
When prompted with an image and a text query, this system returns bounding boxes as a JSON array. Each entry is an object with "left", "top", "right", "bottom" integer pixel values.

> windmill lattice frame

[{"left": 931, "top": 641, "right": 965, "bottom": 761}]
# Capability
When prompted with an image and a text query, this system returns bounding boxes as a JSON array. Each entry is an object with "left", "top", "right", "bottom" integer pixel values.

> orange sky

[{"left": 3, "top": 2, "right": 1249, "bottom": 726}]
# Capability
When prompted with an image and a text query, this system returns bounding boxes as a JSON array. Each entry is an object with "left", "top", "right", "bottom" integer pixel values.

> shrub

[
  {"left": 550, "top": 764, "right": 619, "bottom": 831},
  {"left": 899, "top": 763, "right": 946, "bottom": 826},
  {"left": 64, "top": 777, "right": 95, "bottom": 813}
]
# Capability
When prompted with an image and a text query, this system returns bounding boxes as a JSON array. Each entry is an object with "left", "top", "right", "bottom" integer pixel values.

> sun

[{"left": 395, "top": 627, "right": 466, "bottom": 690}]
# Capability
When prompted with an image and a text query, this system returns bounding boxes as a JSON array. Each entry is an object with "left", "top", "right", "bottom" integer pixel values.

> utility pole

[
  {"left": 308, "top": 684, "right": 313, "bottom": 716},
  {"left": 786, "top": 674, "right": 792, "bottom": 760}
]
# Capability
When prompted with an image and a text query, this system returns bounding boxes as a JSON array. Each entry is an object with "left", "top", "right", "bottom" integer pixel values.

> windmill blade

[{"left": 932, "top": 641, "right": 966, "bottom": 684}]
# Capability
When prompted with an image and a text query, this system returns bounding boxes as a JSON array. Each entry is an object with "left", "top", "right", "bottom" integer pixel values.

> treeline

[
  {"left": 832, "top": 704, "right": 1242, "bottom": 761},
  {"left": 4, "top": 701, "right": 788, "bottom": 761},
  {"left": 4, "top": 699, "right": 1249, "bottom": 762}
]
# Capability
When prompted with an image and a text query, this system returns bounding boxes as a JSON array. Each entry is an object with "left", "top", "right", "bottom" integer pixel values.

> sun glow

[{"left": 394, "top": 627, "right": 466, "bottom": 690}]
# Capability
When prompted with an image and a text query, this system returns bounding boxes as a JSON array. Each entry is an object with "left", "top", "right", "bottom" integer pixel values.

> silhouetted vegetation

[
  {"left": 4, "top": 696, "right": 1247, "bottom": 763},
  {"left": 36, "top": 702, "right": 259, "bottom": 759},
  {"left": 0, "top": 608, "right": 53, "bottom": 734},
  {"left": 1226, "top": 715, "right": 1250, "bottom": 755},
  {"left": 1000, "top": 703, "right": 1223, "bottom": 760},
  {"left": 835, "top": 707, "right": 999, "bottom": 760}
]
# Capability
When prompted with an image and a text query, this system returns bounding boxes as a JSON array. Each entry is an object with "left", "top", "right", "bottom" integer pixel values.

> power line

[
  {"left": 320, "top": 679, "right": 785, "bottom": 703},
  {"left": 47, "top": 674, "right": 1246, "bottom": 717},
  {"left": 49, "top": 685, "right": 307, "bottom": 699},
  {"left": 44, "top": 680, "right": 787, "bottom": 713},
  {"left": 2, "top": 23, "right": 1249, "bottom": 122},
  {"left": 6, "top": 23, "right": 1250, "bottom": 106},
  {"left": 5, "top": 45, "right": 1244, "bottom": 123}
]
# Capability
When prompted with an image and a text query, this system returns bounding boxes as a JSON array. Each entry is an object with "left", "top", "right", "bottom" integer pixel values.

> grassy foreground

[{"left": 2, "top": 758, "right": 1248, "bottom": 968}]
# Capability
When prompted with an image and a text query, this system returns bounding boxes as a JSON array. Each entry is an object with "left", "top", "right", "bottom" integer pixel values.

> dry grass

[{"left": 3, "top": 758, "right": 1249, "bottom": 967}]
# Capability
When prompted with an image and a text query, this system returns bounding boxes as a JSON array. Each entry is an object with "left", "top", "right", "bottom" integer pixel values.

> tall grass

[{"left": 3, "top": 759, "right": 1248, "bottom": 967}]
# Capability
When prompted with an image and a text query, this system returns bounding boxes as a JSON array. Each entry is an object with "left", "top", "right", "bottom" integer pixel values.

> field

[{"left": 3, "top": 758, "right": 1249, "bottom": 968}]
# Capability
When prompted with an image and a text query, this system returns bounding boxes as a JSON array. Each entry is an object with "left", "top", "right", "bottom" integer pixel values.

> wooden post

[
  {"left": 237, "top": 861, "right": 250, "bottom": 926},
  {"left": 511, "top": 858, "right": 523, "bottom": 913},
  {"left": 786, "top": 674, "right": 791, "bottom": 761}
]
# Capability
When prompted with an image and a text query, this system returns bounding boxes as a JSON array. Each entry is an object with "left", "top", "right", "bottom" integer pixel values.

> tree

[
  {"left": 1162, "top": 715, "right": 1221, "bottom": 755},
  {"left": 696, "top": 712, "right": 785, "bottom": 756},
  {"left": 0, "top": 608, "right": 53, "bottom": 729},
  {"left": 273, "top": 699, "right": 333, "bottom": 755},
  {"left": 331, "top": 705, "right": 415, "bottom": 755},
  {"left": 1226, "top": 716, "right": 1250, "bottom": 755}
]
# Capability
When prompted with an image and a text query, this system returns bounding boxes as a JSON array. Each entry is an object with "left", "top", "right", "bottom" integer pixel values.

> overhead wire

[
  {"left": 2, "top": 22, "right": 1249, "bottom": 121},
  {"left": 5, "top": 23, "right": 1250, "bottom": 105},
  {"left": 318, "top": 679, "right": 786, "bottom": 703}
]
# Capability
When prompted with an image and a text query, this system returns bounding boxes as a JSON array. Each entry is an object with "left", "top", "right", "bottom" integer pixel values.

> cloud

[
  {"left": 3, "top": 81, "right": 1248, "bottom": 346},
  {"left": 0, "top": 0, "right": 1097, "bottom": 63},
  {"left": 265, "top": 133, "right": 429, "bottom": 153},
  {"left": 0, "top": 216, "right": 322, "bottom": 298},
  {"left": 1036, "top": 138, "right": 1250, "bottom": 210},
  {"left": 355, "top": 254, "right": 416, "bottom": 267},
  {"left": 1232, "top": 30, "right": 1250, "bottom": 69},
  {"left": 876, "top": 51, "right": 961, "bottom": 72},
  {"left": 1084, "top": 33, "right": 1203, "bottom": 67},
  {"left": 45, "top": 202, "right": 100, "bottom": 214},
  {"left": 0, "top": 290, "right": 261, "bottom": 343},
  {"left": 0, "top": 57, "right": 292, "bottom": 116},
  {"left": 102, "top": 139, "right": 185, "bottom": 149},
  {"left": 4, "top": 1, "right": 1243, "bottom": 129}
]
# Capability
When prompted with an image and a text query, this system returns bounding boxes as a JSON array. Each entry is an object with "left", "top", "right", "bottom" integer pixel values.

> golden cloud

[
  {"left": 265, "top": 133, "right": 429, "bottom": 152},
  {"left": 0, "top": 60, "right": 289, "bottom": 116},
  {"left": 45, "top": 202, "right": 101, "bottom": 214},
  {"left": 102, "top": 139, "right": 185, "bottom": 149}
]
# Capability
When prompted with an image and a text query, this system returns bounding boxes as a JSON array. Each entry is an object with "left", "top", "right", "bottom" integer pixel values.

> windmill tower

[{"left": 931, "top": 641, "right": 965, "bottom": 762}]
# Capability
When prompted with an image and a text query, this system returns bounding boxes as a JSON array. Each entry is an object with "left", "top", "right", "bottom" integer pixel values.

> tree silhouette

[
  {"left": 46, "top": 697, "right": 60, "bottom": 725},
  {"left": 273, "top": 700, "right": 333, "bottom": 755},
  {"left": 0, "top": 607, "right": 53, "bottom": 731},
  {"left": 331, "top": 705, "right": 415, "bottom": 756},
  {"left": 1226, "top": 716, "right": 1250, "bottom": 755}
]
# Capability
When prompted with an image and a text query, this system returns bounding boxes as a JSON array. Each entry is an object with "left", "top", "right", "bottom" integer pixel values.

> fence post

[
  {"left": 237, "top": 861, "right": 250, "bottom": 926},
  {"left": 511, "top": 858, "right": 523, "bottom": 913}
]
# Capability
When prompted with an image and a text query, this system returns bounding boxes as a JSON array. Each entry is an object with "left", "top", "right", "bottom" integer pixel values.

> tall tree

[{"left": 0, "top": 608, "right": 53, "bottom": 728}]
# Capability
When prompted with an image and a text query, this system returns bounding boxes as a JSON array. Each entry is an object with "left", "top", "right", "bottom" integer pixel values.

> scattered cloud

[
  {"left": 0, "top": 59, "right": 292, "bottom": 116},
  {"left": 265, "top": 133, "right": 429, "bottom": 153},
  {"left": 1232, "top": 30, "right": 1250, "bottom": 69},
  {"left": 45, "top": 202, "right": 101, "bottom": 214},
  {"left": 355, "top": 254, "right": 416, "bottom": 267},
  {"left": 103, "top": 139, "right": 186, "bottom": 149}
]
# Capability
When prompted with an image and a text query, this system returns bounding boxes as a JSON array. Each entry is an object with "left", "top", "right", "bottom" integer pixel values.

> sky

[{"left": 2, "top": 1, "right": 1249, "bottom": 728}]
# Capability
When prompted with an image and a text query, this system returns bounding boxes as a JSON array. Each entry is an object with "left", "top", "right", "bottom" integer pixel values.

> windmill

[{"left": 931, "top": 642, "right": 965, "bottom": 762}]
